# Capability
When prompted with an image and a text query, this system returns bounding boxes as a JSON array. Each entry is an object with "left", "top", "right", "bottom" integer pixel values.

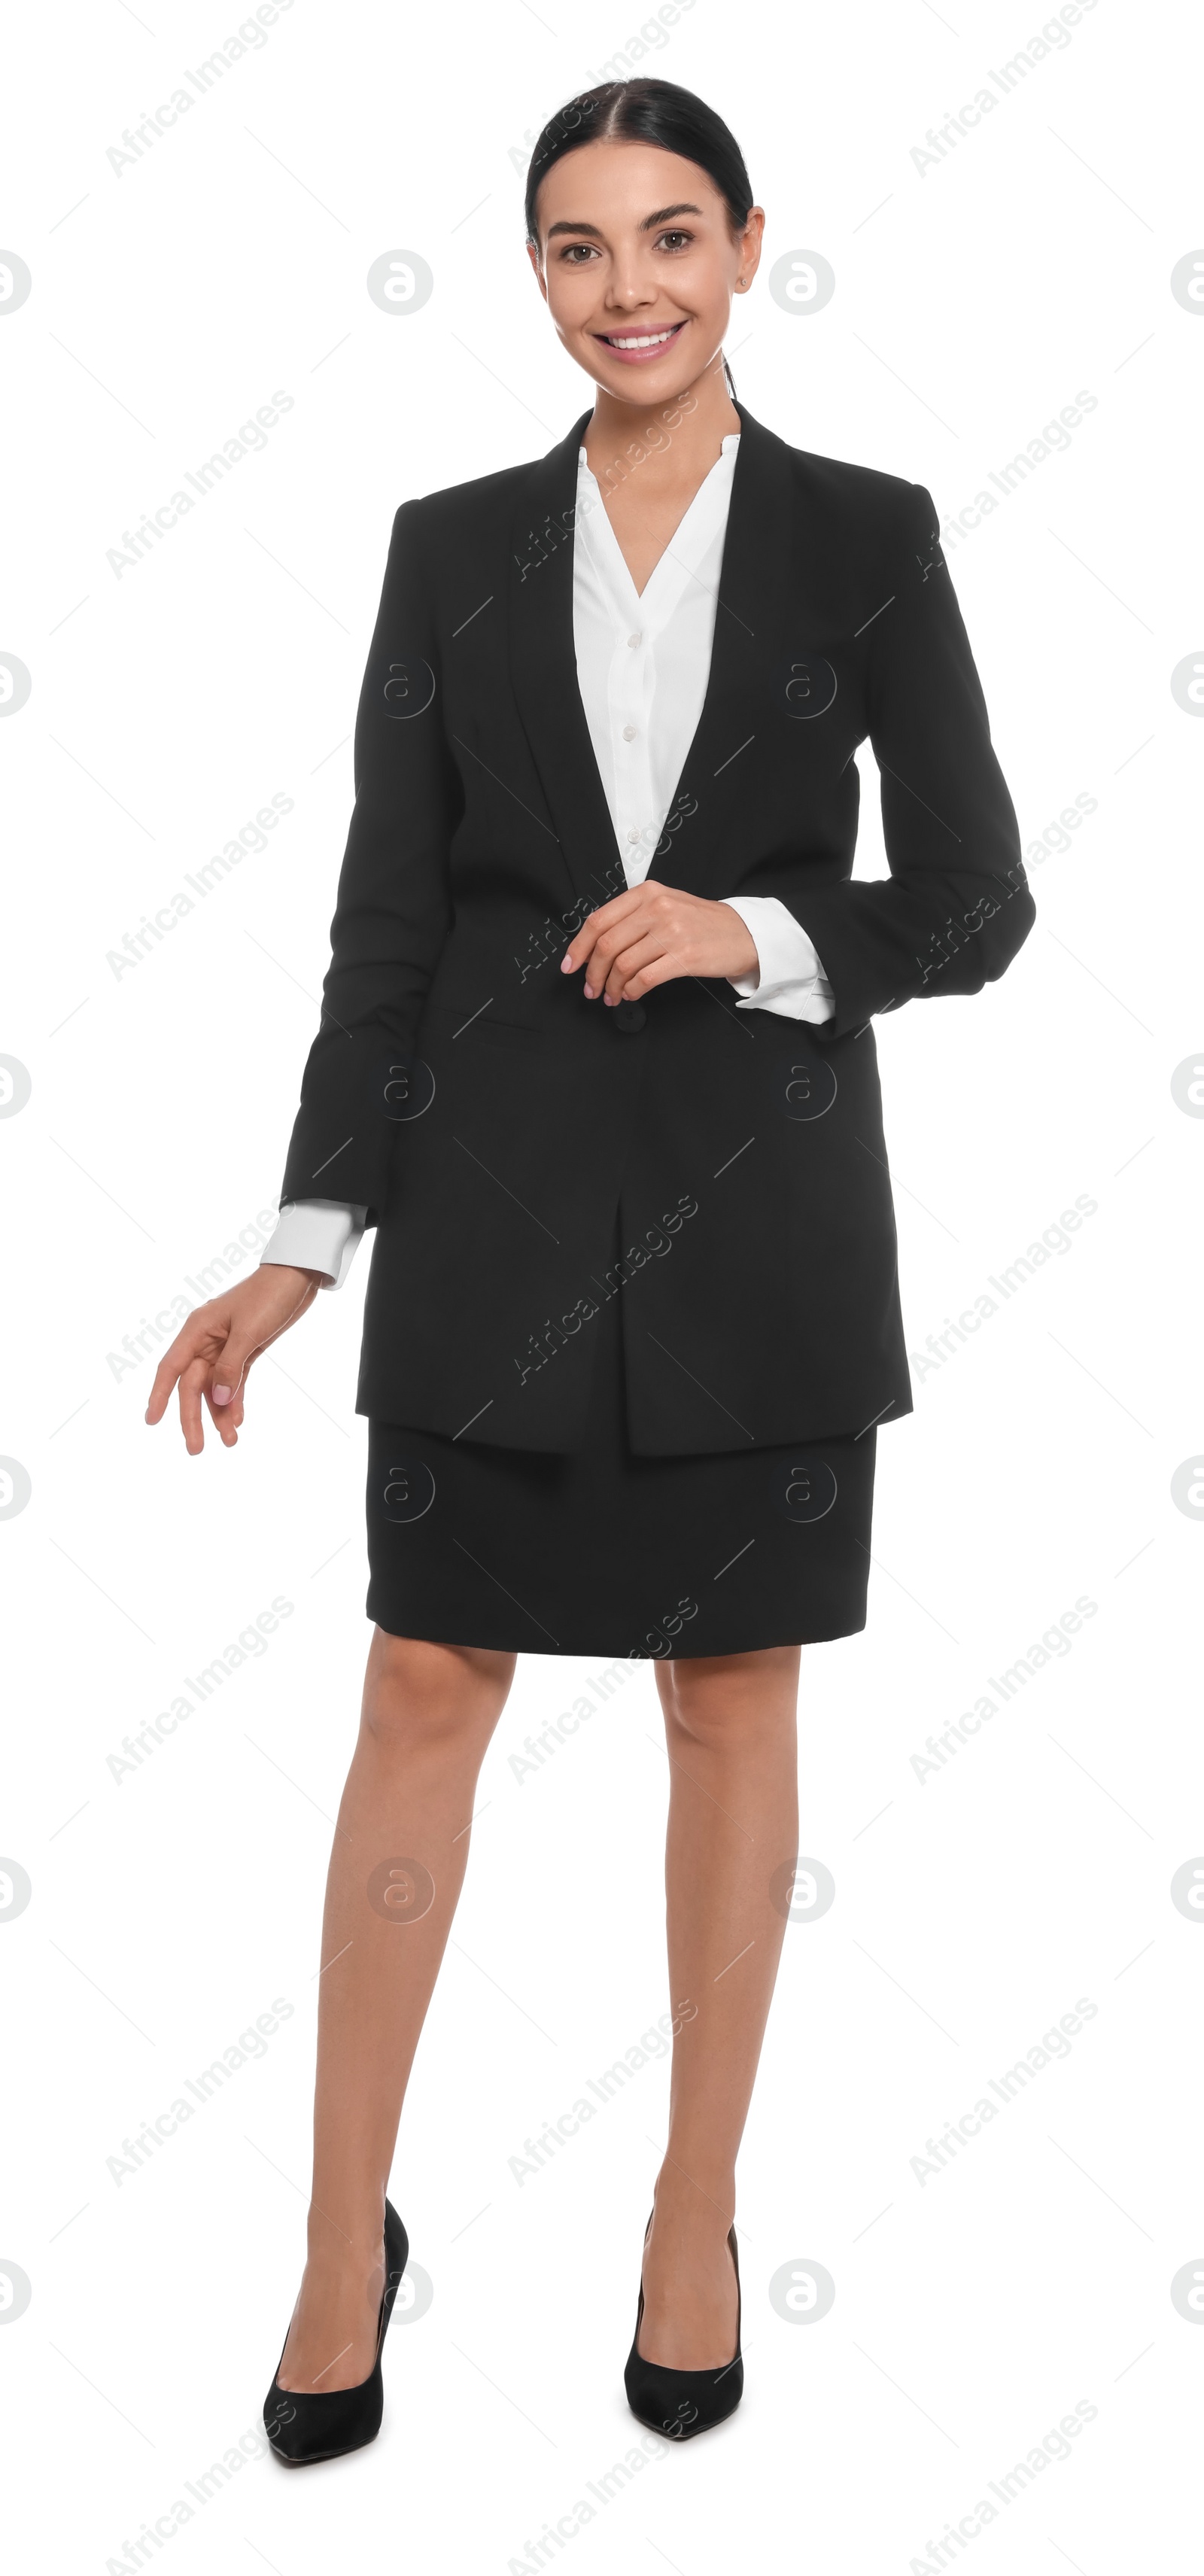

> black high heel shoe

[
  {"left": 263, "top": 2198, "right": 409, "bottom": 2466},
  {"left": 623, "top": 2209, "right": 743, "bottom": 2441}
]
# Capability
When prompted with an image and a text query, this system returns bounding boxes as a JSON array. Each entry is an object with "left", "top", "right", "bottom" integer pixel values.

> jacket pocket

[{"left": 465, "top": 1015, "right": 544, "bottom": 1052}]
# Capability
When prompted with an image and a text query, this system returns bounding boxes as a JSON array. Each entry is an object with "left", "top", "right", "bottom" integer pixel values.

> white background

[{"left": 2, "top": 1, "right": 1202, "bottom": 2568}]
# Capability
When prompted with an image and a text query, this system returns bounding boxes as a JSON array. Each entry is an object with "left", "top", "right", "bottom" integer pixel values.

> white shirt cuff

[
  {"left": 721, "top": 896, "right": 835, "bottom": 1023},
  {"left": 260, "top": 1200, "right": 368, "bottom": 1291}
]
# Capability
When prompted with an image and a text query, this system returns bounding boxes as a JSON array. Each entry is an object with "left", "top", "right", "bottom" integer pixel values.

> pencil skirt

[{"left": 364, "top": 1235, "right": 877, "bottom": 1660}]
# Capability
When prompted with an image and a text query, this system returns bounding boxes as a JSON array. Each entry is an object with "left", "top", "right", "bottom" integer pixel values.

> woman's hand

[
  {"left": 144, "top": 1264, "right": 324, "bottom": 1455},
  {"left": 561, "top": 885, "right": 759, "bottom": 1005}
]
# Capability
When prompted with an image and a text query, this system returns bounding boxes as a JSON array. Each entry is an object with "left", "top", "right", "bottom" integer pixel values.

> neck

[{"left": 582, "top": 348, "right": 740, "bottom": 495}]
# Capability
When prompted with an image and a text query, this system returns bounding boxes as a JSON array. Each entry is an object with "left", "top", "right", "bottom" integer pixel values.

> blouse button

[
  {"left": 622, "top": 724, "right": 637, "bottom": 741},
  {"left": 627, "top": 631, "right": 641, "bottom": 649}
]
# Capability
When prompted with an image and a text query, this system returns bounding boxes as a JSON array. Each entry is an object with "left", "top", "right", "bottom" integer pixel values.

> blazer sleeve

[
  {"left": 785, "top": 482, "right": 1035, "bottom": 1043},
  {"left": 278, "top": 501, "right": 461, "bottom": 1222}
]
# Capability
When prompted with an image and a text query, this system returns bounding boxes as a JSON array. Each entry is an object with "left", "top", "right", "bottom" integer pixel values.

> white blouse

[{"left": 263, "top": 433, "right": 834, "bottom": 1289}]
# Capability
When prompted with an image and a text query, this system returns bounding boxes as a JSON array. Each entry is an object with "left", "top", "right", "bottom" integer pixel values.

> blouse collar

[{"left": 574, "top": 434, "right": 740, "bottom": 618}]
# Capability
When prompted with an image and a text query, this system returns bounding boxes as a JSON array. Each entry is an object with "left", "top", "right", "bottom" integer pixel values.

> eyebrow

[{"left": 545, "top": 202, "right": 705, "bottom": 241}]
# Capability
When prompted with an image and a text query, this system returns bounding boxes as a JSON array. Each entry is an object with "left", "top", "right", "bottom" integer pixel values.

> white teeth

[{"left": 606, "top": 327, "right": 679, "bottom": 348}]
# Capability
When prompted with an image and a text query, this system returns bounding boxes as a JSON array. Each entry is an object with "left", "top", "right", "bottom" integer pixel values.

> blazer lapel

[
  {"left": 506, "top": 400, "right": 798, "bottom": 913},
  {"left": 507, "top": 409, "right": 628, "bottom": 915},
  {"left": 644, "top": 403, "right": 798, "bottom": 898}
]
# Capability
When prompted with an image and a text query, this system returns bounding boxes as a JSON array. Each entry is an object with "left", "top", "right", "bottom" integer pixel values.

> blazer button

[{"left": 613, "top": 999, "right": 646, "bottom": 1032}]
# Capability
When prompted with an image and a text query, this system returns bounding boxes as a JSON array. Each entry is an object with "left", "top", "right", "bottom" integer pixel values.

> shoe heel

[
  {"left": 622, "top": 2210, "right": 743, "bottom": 2442},
  {"left": 264, "top": 2198, "right": 409, "bottom": 2468}
]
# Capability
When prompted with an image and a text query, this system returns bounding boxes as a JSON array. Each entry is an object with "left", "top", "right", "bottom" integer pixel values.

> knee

[
  {"left": 658, "top": 1649, "right": 798, "bottom": 1750},
  {"left": 361, "top": 1632, "right": 514, "bottom": 1756},
  {"left": 660, "top": 1681, "right": 739, "bottom": 1753}
]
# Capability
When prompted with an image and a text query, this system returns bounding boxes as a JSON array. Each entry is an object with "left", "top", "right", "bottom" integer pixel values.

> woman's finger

[
  {"left": 178, "top": 1356, "right": 213, "bottom": 1456},
  {"left": 613, "top": 937, "right": 696, "bottom": 994},
  {"left": 203, "top": 1379, "right": 242, "bottom": 1448},
  {"left": 590, "top": 902, "right": 678, "bottom": 993},
  {"left": 210, "top": 1328, "right": 262, "bottom": 1411},
  {"left": 561, "top": 886, "right": 642, "bottom": 975},
  {"left": 205, "top": 1322, "right": 275, "bottom": 1442},
  {"left": 579, "top": 906, "right": 663, "bottom": 994},
  {"left": 599, "top": 929, "right": 671, "bottom": 1002},
  {"left": 145, "top": 1318, "right": 219, "bottom": 1425}
]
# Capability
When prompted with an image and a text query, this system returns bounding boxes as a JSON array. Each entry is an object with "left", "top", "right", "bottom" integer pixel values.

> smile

[{"left": 595, "top": 321, "right": 687, "bottom": 361}]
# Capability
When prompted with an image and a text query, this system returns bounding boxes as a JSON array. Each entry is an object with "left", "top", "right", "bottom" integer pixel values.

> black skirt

[{"left": 365, "top": 1228, "right": 877, "bottom": 1660}]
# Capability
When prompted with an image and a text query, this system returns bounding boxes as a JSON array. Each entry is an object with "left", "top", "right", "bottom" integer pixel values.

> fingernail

[
  {"left": 560, "top": 953, "right": 573, "bottom": 972},
  {"left": 583, "top": 982, "right": 595, "bottom": 999},
  {"left": 213, "top": 1385, "right": 231, "bottom": 1404}
]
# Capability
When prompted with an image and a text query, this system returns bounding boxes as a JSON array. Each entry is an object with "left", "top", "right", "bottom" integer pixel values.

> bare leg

[
  {"left": 275, "top": 1630, "right": 515, "bottom": 2392},
  {"left": 638, "top": 1645, "right": 801, "bottom": 2368}
]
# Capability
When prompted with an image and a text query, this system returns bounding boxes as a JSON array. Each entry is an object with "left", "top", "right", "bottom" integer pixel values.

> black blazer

[{"left": 279, "top": 402, "right": 1034, "bottom": 1455}]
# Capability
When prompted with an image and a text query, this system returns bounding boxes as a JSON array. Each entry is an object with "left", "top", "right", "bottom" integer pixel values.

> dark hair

[
  {"left": 524, "top": 77, "right": 752, "bottom": 247},
  {"left": 524, "top": 79, "right": 753, "bottom": 394}
]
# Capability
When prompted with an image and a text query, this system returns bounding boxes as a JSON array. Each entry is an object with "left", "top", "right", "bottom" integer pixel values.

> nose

[{"left": 604, "top": 256, "right": 657, "bottom": 312}]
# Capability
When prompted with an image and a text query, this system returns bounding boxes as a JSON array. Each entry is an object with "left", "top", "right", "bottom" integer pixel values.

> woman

[{"left": 147, "top": 79, "right": 1034, "bottom": 2459}]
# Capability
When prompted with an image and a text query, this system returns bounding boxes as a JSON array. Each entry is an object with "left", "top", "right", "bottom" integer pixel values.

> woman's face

[{"left": 528, "top": 138, "right": 763, "bottom": 408}]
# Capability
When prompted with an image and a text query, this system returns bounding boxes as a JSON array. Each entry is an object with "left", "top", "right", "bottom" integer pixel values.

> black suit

[{"left": 280, "top": 402, "right": 1034, "bottom": 1455}]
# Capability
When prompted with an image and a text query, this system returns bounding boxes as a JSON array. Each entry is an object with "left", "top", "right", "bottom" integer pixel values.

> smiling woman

[
  {"left": 145, "top": 73, "right": 1035, "bottom": 2471},
  {"left": 525, "top": 84, "right": 762, "bottom": 596}
]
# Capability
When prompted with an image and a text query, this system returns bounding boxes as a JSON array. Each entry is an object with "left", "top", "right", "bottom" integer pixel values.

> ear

[
  {"left": 737, "top": 205, "right": 766, "bottom": 288},
  {"left": 526, "top": 239, "right": 549, "bottom": 304}
]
